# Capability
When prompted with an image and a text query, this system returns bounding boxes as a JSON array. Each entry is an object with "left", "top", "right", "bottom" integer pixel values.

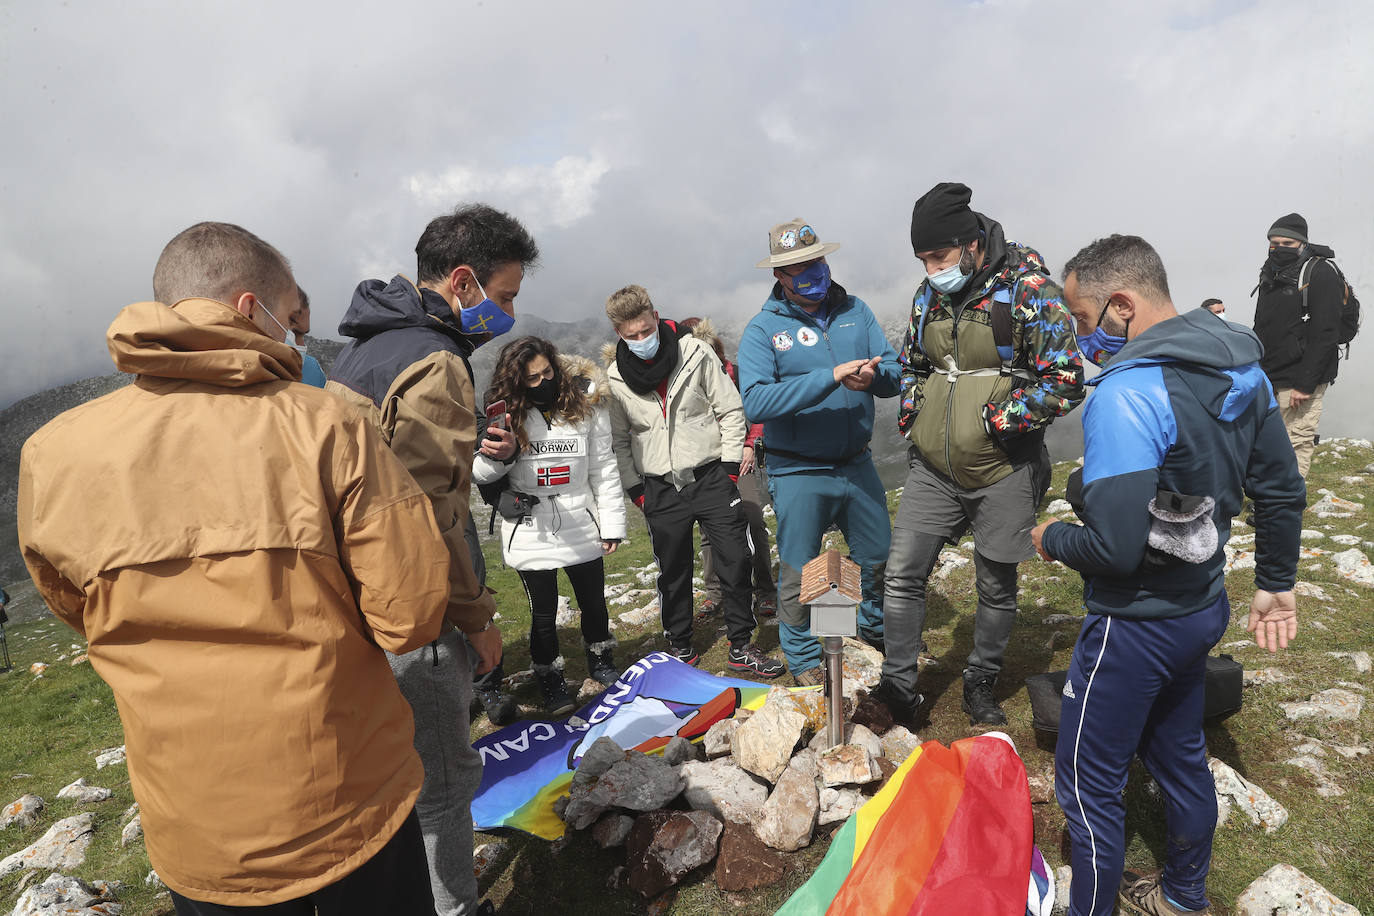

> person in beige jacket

[
  {"left": 603, "top": 285, "right": 782, "bottom": 678},
  {"left": 17, "top": 222, "right": 449, "bottom": 915}
]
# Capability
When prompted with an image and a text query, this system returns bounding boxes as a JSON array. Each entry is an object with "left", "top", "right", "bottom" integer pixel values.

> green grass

[{"left": 3, "top": 441, "right": 1371, "bottom": 914}]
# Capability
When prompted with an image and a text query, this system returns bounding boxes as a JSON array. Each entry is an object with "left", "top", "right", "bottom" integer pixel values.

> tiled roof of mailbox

[{"left": 799, "top": 549, "right": 863, "bottom": 605}]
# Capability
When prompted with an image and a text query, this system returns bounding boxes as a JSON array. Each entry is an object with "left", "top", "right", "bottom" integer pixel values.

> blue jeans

[
  {"left": 1056, "top": 592, "right": 1230, "bottom": 916},
  {"left": 768, "top": 457, "right": 890, "bottom": 674}
]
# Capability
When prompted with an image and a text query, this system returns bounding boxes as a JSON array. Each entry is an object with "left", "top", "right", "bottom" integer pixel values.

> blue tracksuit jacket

[
  {"left": 1044, "top": 308, "right": 1305, "bottom": 617},
  {"left": 738, "top": 283, "right": 900, "bottom": 474}
]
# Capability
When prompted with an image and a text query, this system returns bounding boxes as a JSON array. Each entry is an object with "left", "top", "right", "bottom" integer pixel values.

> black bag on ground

[{"left": 1026, "top": 654, "right": 1243, "bottom": 733}]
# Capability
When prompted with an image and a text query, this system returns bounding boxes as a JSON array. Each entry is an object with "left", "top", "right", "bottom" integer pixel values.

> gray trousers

[{"left": 387, "top": 628, "right": 482, "bottom": 916}]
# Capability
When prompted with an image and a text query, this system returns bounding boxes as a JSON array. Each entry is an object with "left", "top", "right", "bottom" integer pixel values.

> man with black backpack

[{"left": 1253, "top": 212, "right": 1359, "bottom": 478}]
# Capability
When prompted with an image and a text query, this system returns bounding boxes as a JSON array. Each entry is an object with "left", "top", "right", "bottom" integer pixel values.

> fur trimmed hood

[{"left": 561, "top": 353, "right": 609, "bottom": 404}]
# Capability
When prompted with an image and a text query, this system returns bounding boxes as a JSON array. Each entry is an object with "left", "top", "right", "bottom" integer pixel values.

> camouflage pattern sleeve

[
  {"left": 985, "top": 274, "right": 1085, "bottom": 435},
  {"left": 896, "top": 289, "right": 933, "bottom": 438}
]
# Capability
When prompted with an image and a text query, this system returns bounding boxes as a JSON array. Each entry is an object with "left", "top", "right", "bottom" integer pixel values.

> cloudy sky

[{"left": 3, "top": 0, "right": 1372, "bottom": 432}]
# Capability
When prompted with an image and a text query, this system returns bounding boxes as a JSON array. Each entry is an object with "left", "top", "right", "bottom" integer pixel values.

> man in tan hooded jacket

[{"left": 18, "top": 222, "right": 449, "bottom": 914}]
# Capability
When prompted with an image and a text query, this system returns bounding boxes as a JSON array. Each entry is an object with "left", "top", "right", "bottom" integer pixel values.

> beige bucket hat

[{"left": 754, "top": 217, "right": 841, "bottom": 269}]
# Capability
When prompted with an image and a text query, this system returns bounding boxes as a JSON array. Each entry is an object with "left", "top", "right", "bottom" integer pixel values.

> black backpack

[{"left": 1300, "top": 255, "right": 1361, "bottom": 357}]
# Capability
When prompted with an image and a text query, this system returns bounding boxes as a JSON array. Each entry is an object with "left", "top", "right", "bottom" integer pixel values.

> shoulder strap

[
  {"left": 915, "top": 287, "right": 933, "bottom": 356},
  {"left": 990, "top": 288, "right": 1015, "bottom": 365}
]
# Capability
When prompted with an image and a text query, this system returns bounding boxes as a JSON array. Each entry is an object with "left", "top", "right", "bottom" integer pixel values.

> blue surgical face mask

[
  {"left": 458, "top": 274, "right": 516, "bottom": 339},
  {"left": 928, "top": 257, "right": 969, "bottom": 295},
  {"left": 789, "top": 260, "right": 832, "bottom": 302},
  {"left": 625, "top": 329, "right": 660, "bottom": 360},
  {"left": 1076, "top": 299, "right": 1128, "bottom": 366}
]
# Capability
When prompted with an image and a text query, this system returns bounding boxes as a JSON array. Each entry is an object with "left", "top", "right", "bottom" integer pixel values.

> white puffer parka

[{"left": 472, "top": 357, "right": 627, "bottom": 571}]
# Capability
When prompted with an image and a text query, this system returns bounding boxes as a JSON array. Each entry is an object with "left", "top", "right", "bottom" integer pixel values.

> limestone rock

[
  {"left": 1027, "top": 774, "right": 1056, "bottom": 804},
  {"left": 1043, "top": 614, "right": 1083, "bottom": 626},
  {"left": 1283, "top": 756, "right": 1344, "bottom": 798},
  {"left": 679, "top": 758, "right": 769, "bottom": 825},
  {"left": 120, "top": 813, "right": 143, "bottom": 847},
  {"left": 732, "top": 687, "right": 807, "bottom": 785},
  {"left": 555, "top": 595, "right": 577, "bottom": 627},
  {"left": 1280, "top": 689, "right": 1363, "bottom": 722},
  {"left": 95, "top": 746, "right": 126, "bottom": 769},
  {"left": 577, "top": 678, "right": 604, "bottom": 701},
  {"left": 753, "top": 756, "right": 819, "bottom": 851},
  {"left": 817, "top": 744, "right": 880, "bottom": 787},
  {"left": 880, "top": 725, "right": 921, "bottom": 763},
  {"left": 714, "top": 820, "right": 786, "bottom": 892},
  {"left": 472, "top": 839, "right": 507, "bottom": 881},
  {"left": 818, "top": 785, "right": 864, "bottom": 826},
  {"left": 807, "top": 722, "right": 882, "bottom": 759},
  {"left": 1308, "top": 492, "right": 1362, "bottom": 519},
  {"left": 563, "top": 746, "right": 684, "bottom": 830},
  {"left": 55, "top": 778, "right": 112, "bottom": 804},
  {"left": 1045, "top": 498, "right": 1073, "bottom": 516},
  {"left": 29, "top": 663, "right": 48, "bottom": 676},
  {"left": 1209, "top": 758, "right": 1288, "bottom": 833},
  {"left": 1332, "top": 549, "right": 1374, "bottom": 587},
  {"left": 789, "top": 688, "right": 829, "bottom": 735},
  {"left": 144, "top": 870, "right": 163, "bottom": 888},
  {"left": 0, "top": 813, "right": 96, "bottom": 878},
  {"left": 702, "top": 718, "right": 740, "bottom": 759},
  {"left": 591, "top": 813, "right": 635, "bottom": 848},
  {"left": 571, "top": 736, "right": 627, "bottom": 787},
  {"left": 840, "top": 638, "right": 883, "bottom": 693},
  {"left": 69, "top": 654, "right": 89, "bottom": 667},
  {"left": 12, "top": 872, "right": 121, "bottom": 916},
  {"left": 624, "top": 810, "right": 723, "bottom": 898},
  {"left": 1, "top": 794, "right": 45, "bottom": 829},
  {"left": 1054, "top": 865, "right": 1072, "bottom": 913},
  {"left": 1294, "top": 582, "right": 1330, "bottom": 601},
  {"left": 618, "top": 604, "right": 660, "bottom": 627},
  {"left": 1327, "top": 651, "right": 1372, "bottom": 675},
  {"left": 1235, "top": 863, "right": 1361, "bottom": 915},
  {"left": 1244, "top": 668, "right": 1292, "bottom": 688}
]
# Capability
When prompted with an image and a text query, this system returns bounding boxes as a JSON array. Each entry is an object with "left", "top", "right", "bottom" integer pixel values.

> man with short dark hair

[
  {"left": 1032, "top": 234, "right": 1304, "bottom": 916},
  {"left": 877, "top": 182, "right": 1084, "bottom": 726},
  {"left": 290, "top": 286, "right": 328, "bottom": 387},
  {"left": 328, "top": 202, "right": 538, "bottom": 916},
  {"left": 738, "top": 218, "right": 899, "bottom": 687},
  {"left": 1252, "top": 212, "right": 1346, "bottom": 478},
  {"left": 20, "top": 221, "right": 449, "bottom": 914},
  {"left": 1200, "top": 298, "right": 1225, "bottom": 316}
]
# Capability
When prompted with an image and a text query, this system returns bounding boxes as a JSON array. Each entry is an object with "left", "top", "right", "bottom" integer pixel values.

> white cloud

[{"left": 407, "top": 155, "right": 611, "bottom": 230}]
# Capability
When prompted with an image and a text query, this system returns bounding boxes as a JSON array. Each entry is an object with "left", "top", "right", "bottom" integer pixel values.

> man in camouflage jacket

[{"left": 874, "top": 182, "right": 1084, "bottom": 727}]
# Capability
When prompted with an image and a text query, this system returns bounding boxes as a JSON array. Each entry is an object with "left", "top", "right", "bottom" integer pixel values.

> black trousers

[
  {"left": 518, "top": 557, "right": 613, "bottom": 666},
  {"left": 169, "top": 809, "right": 435, "bottom": 915},
  {"left": 644, "top": 462, "right": 755, "bottom": 649}
]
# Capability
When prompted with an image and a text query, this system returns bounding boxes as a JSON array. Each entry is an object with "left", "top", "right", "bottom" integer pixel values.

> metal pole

[{"left": 823, "top": 635, "right": 844, "bottom": 747}]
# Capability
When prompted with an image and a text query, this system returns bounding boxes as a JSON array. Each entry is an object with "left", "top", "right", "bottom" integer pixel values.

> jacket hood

[
  {"left": 560, "top": 353, "right": 609, "bottom": 404},
  {"left": 1095, "top": 308, "right": 1269, "bottom": 422},
  {"left": 337, "top": 274, "right": 467, "bottom": 344},
  {"left": 964, "top": 213, "right": 1048, "bottom": 298},
  {"left": 108, "top": 299, "right": 302, "bottom": 385}
]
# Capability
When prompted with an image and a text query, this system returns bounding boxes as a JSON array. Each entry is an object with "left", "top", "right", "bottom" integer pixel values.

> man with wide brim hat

[{"left": 737, "top": 217, "right": 900, "bottom": 687}]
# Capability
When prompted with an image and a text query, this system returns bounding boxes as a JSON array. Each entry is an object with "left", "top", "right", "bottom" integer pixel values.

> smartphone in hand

[{"left": 485, "top": 400, "right": 508, "bottom": 436}]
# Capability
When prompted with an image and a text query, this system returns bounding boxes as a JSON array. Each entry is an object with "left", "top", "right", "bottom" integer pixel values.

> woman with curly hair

[{"left": 472, "top": 336, "right": 625, "bottom": 716}]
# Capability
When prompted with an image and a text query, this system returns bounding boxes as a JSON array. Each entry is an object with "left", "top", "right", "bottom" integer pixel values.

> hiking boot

[
  {"left": 472, "top": 663, "right": 518, "bottom": 726},
  {"left": 728, "top": 643, "right": 785, "bottom": 678},
  {"left": 534, "top": 664, "right": 575, "bottom": 717},
  {"left": 1118, "top": 871, "right": 1212, "bottom": 915},
  {"left": 753, "top": 592, "right": 777, "bottom": 616},
  {"left": 792, "top": 665, "right": 826, "bottom": 687},
  {"left": 869, "top": 678, "right": 924, "bottom": 726},
  {"left": 584, "top": 639, "right": 620, "bottom": 687},
  {"left": 962, "top": 671, "right": 1008, "bottom": 726},
  {"left": 693, "top": 597, "right": 720, "bottom": 622},
  {"left": 667, "top": 644, "right": 700, "bottom": 666}
]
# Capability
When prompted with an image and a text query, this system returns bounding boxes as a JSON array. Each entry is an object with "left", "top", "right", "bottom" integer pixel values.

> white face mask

[
  {"left": 254, "top": 297, "right": 293, "bottom": 344},
  {"left": 624, "top": 329, "right": 660, "bottom": 360}
]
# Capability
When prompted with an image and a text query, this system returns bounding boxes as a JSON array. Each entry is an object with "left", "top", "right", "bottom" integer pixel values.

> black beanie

[
  {"left": 910, "top": 182, "right": 980, "bottom": 253},
  {"left": 1266, "top": 212, "right": 1308, "bottom": 243}
]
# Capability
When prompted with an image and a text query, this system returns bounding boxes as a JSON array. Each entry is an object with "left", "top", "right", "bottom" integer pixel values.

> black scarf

[{"left": 616, "top": 319, "right": 681, "bottom": 395}]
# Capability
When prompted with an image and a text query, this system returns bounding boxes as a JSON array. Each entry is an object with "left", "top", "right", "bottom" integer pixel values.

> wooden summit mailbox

[{"left": 800, "top": 550, "right": 863, "bottom": 747}]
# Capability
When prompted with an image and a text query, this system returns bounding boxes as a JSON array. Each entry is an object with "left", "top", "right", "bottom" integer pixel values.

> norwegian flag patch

[{"left": 536, "top": 465, "right": 572, "bottom": 487}]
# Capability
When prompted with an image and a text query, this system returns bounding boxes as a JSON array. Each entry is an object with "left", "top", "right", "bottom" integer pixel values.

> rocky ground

[{"left": 2, "top": 439, "right": 1371, "bottom": 915}]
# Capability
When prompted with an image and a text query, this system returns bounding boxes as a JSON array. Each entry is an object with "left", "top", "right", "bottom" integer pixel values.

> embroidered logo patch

[
  {"left": 796, "top": 327, "right": 819, "bottom": 347},
  {"left": 772, "top": 331, "right": 794, "bottom": 351},
  {"left": 536, "top": 465, "right": 571, "bottom": 487},
  {"left": 1062, "top": 679, "right": 1076, "bottom": 700},
  {"left": 778, "top": 229, "right": 798, "bottom": 250}
]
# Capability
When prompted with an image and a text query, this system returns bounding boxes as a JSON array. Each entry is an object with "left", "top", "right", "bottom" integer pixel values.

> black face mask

[
  {"left": 528, "top": 376, "right": 558, "bottom": 409},
  {"left": 1266, "top": 246, "right": 1303, "bottom": 271}
]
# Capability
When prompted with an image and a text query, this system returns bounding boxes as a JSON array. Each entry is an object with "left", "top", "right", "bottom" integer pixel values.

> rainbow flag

[
  {"left": 472, "top": 653, "right": 786, "bottom": 839},
  {"left": 777, "top": 732, "right": 1037, "bottom": 916}
]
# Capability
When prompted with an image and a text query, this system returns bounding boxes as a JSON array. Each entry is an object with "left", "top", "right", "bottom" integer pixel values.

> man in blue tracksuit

[
  {"left": 1032, "top": 235, "right": 1304, "bottom": 916},
  {"left": 739, "top": 218, "right": 900, "bottom": 685}
]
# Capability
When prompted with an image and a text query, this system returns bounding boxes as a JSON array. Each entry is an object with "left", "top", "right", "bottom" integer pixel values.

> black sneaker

[
  {"left": 474, "top": 684, "right": 519, "bottom": 726},
  {"left": 869, "top": 679, "right": 923, "bottom": 725},
  {"left": 534, "top": 665, "right": 575, "bottom": 717},
  {"left": 667, "top": 644, "right": 700, "bottom": 666},
  {"left": 728, "top": 643, "right": 784, "bottom": 678},
  {"left": 962, "top": 671, "right": 1007, "bottom": 726},
  {"left": 584, "top": 641, "right": 620, "bottom": 687}
]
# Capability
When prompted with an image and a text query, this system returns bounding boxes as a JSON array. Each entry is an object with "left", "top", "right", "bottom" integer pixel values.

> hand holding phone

[{"left": 485, "top": 400, "right": 508, "bottom": 434}]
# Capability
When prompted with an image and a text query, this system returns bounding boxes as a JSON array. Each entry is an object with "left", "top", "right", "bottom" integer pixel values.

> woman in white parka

[{"left": 473, "top": 336, "right": 626, "bottom": 716}]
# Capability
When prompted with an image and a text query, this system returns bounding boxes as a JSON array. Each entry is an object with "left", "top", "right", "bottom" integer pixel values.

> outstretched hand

[
  {"left": 1247, "top": 589, "right": 1298, "bottom": 652},
  {"left": 835, "top": 356, "right": 881, "bottom": 391}
]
